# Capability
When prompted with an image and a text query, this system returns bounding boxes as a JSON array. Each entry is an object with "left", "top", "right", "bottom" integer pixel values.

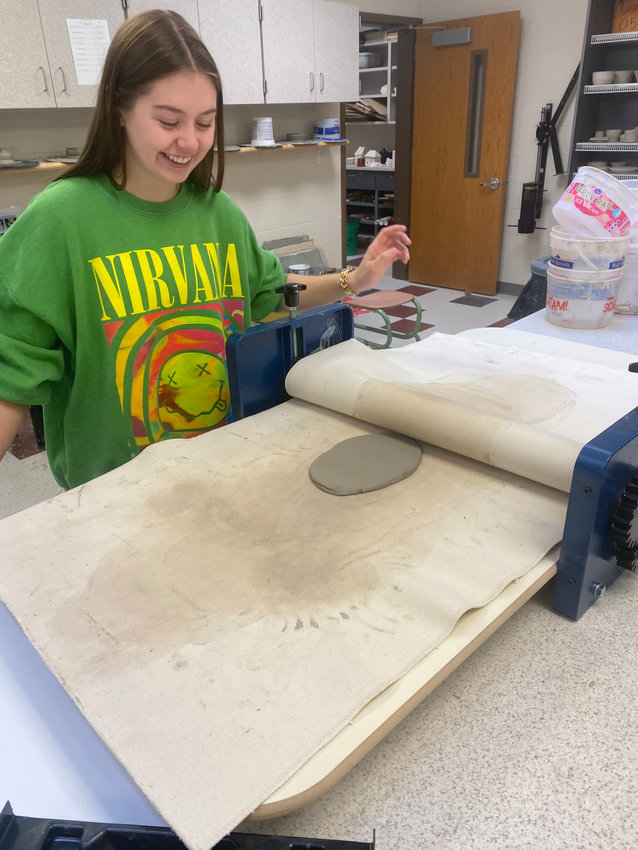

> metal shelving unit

[{"left": 566, "top": 1, "right": 638, "bottom": 179}]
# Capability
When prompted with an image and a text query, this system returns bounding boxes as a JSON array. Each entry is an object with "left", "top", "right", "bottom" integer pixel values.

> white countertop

[{"left": 510, "top": 308, "right": 638, "bottom": 354}]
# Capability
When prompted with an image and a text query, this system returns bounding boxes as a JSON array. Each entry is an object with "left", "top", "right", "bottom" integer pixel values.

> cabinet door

[
  {"left": 198, "top": 0, "right": 264, "bottom": 105},
  {"left": 0, "top": 0, "right": 55, "bottom": 108},
  {"left": 313, "top": 0, "right": 359, "bottom": 103},
  {"left": 261, "top": 0, "right": 315, "bottom": 104},
  {"left": 37, "top": 0, "right": 124, "bottom": 108},
  {"left": 127, "top": 0, "right": 200, "bottom": 33}
]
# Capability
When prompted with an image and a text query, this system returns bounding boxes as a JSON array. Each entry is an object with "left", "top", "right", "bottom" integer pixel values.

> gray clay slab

[{"left": 309, "top": 433, "right": 422, "bottom": 496}]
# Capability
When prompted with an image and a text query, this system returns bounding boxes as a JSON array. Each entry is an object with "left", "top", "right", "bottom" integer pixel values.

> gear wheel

[{"left": 610, "top": 475, "right": 638, "bottom": 572}]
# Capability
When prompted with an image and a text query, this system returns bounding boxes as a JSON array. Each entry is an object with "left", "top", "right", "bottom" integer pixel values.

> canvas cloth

[{"left": 2, "top": 333, "right": 637, "bottom": 849}]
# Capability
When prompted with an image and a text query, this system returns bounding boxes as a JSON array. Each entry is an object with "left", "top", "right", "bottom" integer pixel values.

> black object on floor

[
  {"left": 508, "top": 256, "right": 549, "bottom": 320},
  {"left": 0, "top": 802, "right": 375, "bottom": 850},
  {"left": 450, "top": 294, "right": 498, "bottom": 307}
]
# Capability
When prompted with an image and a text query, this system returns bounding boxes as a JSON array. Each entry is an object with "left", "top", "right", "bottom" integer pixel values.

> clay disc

[{"left": 309, "top": 433, "right": 422, "bottom": 496}]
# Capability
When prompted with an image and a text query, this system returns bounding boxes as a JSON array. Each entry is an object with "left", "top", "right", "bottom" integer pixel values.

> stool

[{"left": 346, "top": 290, "right": 422, "bottom": 349}]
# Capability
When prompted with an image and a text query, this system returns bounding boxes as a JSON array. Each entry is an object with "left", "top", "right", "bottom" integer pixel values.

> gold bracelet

[{"left": 339, "top": 267, "right": 356, "bottom": 298}]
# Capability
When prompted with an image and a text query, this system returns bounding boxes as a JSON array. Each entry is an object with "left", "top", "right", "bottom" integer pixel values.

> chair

[{"left": 346, "top": 290, "right": 423, "bottom": 349}]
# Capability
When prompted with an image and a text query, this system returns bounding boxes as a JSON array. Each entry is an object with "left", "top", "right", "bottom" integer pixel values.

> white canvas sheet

[{"left": 1, "top": 333, "right": 635, "bottom": 850}]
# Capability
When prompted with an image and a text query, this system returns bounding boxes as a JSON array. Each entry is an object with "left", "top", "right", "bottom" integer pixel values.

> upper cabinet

[
  {"left": 0, "top": 0, "right": 55, "bottom": 108},
  {"left": 127, "top": 0, "right": 200, "bottom": 32},
  {"left": 0, "top": 0, "right": 359, "bottom": 110},
  {"left": 199, "top": 0, "right": 265, "bottom": 105},
  {"left": 36, "top": 0, "right": 124, "bottom": 108},
  {"left": 260, "top": 0, "right": 359, "bottom": 104},
  {"left": 0, "top": 0, "right": 124, "bottom": 109},
  {"left": 313, "top": 0, "right": 359, "bottom": 102}
]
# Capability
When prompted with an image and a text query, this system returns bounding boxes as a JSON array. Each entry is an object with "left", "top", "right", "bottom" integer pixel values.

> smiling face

[{"left": 119, "top": 70, "right": 217, "bottom": 202}]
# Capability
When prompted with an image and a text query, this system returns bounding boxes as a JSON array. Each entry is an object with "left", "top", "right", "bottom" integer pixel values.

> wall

[
  {"left": 1, "top": 0, "right": 590, "bottom": 286},
  {"left": 0, "top": 101, "right": 345, "bottom": 267},
  {"left": 416, "top": 0, "right": 589, "bottom": 287}
]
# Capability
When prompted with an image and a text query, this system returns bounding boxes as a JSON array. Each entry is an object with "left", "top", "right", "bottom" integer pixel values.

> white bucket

[
  {"left": 313, "top": 118, "right": 341, "bottom": 141},
  {"left": 553, "top": 167, "right": 637, "bottom": 238},
  {"left": 546, "top": 266, "right": 621, "bottom": 328},
  {"left": 250, "top": 116, "right": 275, "bottom": 146},
  {"left": 549, "top": 225, "right": 629, "bottom": 271},
  {"left": 615, "top": 243, "right": 638, "bottom": 314},
  {"left": 624, "top": 179, "right": 638, "bottom": 243}
]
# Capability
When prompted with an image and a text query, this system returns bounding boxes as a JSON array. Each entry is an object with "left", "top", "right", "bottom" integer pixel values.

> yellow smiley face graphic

[{"left": 157, "top": 350, "right": 230, "bottom": 432}]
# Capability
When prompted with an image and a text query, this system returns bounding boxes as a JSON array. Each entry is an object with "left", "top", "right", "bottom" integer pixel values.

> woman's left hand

[{"left": 350, "top": 224, "right": 411, "bottom": 294}]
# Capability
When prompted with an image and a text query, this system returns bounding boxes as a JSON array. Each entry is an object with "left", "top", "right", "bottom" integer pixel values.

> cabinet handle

[
  {"left": 320, "top": 72, "right": 324, "bottom": 93},
  {"left": 38, "top": 66, "right": 48, "bottom": 93},
  {"left": 310, "top": 72, "right": 315, "bottom": 93},
  {"left": 57, "top": 66, "right": 67, "bottom": 93}
]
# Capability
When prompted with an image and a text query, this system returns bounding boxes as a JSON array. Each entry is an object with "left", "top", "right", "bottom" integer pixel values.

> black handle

[{"left": 276, "top": 282, "right": 308, "bottom": 310}]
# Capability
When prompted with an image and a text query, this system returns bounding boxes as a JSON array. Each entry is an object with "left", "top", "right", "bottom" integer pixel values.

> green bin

[{"left": 346, "top": 220, "right": 359, "bottom": 256}]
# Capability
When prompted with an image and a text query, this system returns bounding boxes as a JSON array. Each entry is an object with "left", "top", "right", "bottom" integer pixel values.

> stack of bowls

[{"left": 548, "top": 167, "right": 637, "bottom": 328}]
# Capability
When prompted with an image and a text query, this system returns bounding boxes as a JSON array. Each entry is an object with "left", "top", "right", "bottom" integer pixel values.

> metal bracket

[
  {"left": 553, "top": 407, "right": 638, "bottom": 620},
  {"left": 226, "top": 301, "right": 354, "bottom": 421}
]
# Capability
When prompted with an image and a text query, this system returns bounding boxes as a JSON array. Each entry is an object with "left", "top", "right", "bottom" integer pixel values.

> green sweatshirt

[{"left": 0, "top": 173, "right": 285, "bottom": 489}]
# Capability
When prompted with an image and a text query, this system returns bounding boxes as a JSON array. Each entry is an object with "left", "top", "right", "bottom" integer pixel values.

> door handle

[{"left": 479, "top": 177, "right": 500, "bottom": 191}]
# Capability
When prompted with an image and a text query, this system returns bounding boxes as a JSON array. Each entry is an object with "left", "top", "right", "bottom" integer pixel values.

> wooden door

[{"left": 409, "top": 12, "right": 520, "bottom": 294}]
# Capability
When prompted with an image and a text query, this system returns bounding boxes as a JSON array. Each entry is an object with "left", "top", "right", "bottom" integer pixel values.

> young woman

[{"left": 0, "top": 10, "right": 410, "bottom": 490}]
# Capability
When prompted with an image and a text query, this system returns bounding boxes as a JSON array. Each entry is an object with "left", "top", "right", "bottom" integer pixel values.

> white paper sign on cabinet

[{"left": 66, "top": 19, "right": 111, "bottom": 86}]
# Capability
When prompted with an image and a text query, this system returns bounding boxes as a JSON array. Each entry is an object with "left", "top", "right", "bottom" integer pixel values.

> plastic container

[
  {"left": 623, "top": 179, "right": 638, "bottom": 242},
  {"left": 250, "top": 116, "right": 275, "bottom": 146},
  {"left": 552, "top": 167, "right": 637, "bottom": 238},
  {"left": 546, "top": 266, "right": 621, "bottom": 328},
  {"left": 313, "top": 118, "right": 341, "bottom": 140},
  {"left": 615, "top": 243, "right": 638, "bottom": 314},
  {"left": 549, "top": 225, "right": 629, "bottom": 270}
]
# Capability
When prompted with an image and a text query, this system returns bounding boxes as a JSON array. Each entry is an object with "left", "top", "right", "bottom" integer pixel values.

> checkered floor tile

[{"left": 351, "top": 282, "right": 516, "bottom": 348}]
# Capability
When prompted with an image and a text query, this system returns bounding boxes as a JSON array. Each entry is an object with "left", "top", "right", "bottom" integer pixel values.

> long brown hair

[{"left": 58, "top": 10, "right": 224, "bottom": 192}]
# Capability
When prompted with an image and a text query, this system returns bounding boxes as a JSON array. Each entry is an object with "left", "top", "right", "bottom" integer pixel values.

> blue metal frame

[
  {"left": 553, "top": 407, "right": 638, "bottom": 620},
  {"left": 226, "top": 302, "right": 354, "bottom": 421}
]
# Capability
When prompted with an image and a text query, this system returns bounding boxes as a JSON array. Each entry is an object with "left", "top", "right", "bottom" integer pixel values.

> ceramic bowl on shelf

[
  {"left": 592, "top": 70, "right": 615, "bottom": 85},
  {"left": 359, "top": 52, "right": 382, "bottom": 69},
  {"left": 614, "top": 70, "right": 634, "bottom": 83}
]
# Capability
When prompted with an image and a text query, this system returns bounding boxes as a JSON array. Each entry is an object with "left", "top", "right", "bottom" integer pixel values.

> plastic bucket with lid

[
  {"left": 549, "top": 225, "right": 629, "bottom": 271},
  {"left": 615, "top": 243, "right": 638, "bottom": 314},
  {"left": 552, "top": 167, "right": 637, "bottom": 238},
  {"left": 546, "top": 266, "right": 621, "bottom": 328},
  {"left": 623, "top": 179, "right": 638, "bottom": 243}
]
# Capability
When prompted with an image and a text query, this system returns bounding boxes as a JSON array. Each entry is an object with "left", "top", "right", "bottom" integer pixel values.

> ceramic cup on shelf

[
  {"left": 592, "top": 70, "right": 615, "bottom": 85},
  {"left": 614, "top": 70, "right": 634, "bottom": 83},
  {"left": 606, "top": 129, "right": 622, "bottom": 141}
]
